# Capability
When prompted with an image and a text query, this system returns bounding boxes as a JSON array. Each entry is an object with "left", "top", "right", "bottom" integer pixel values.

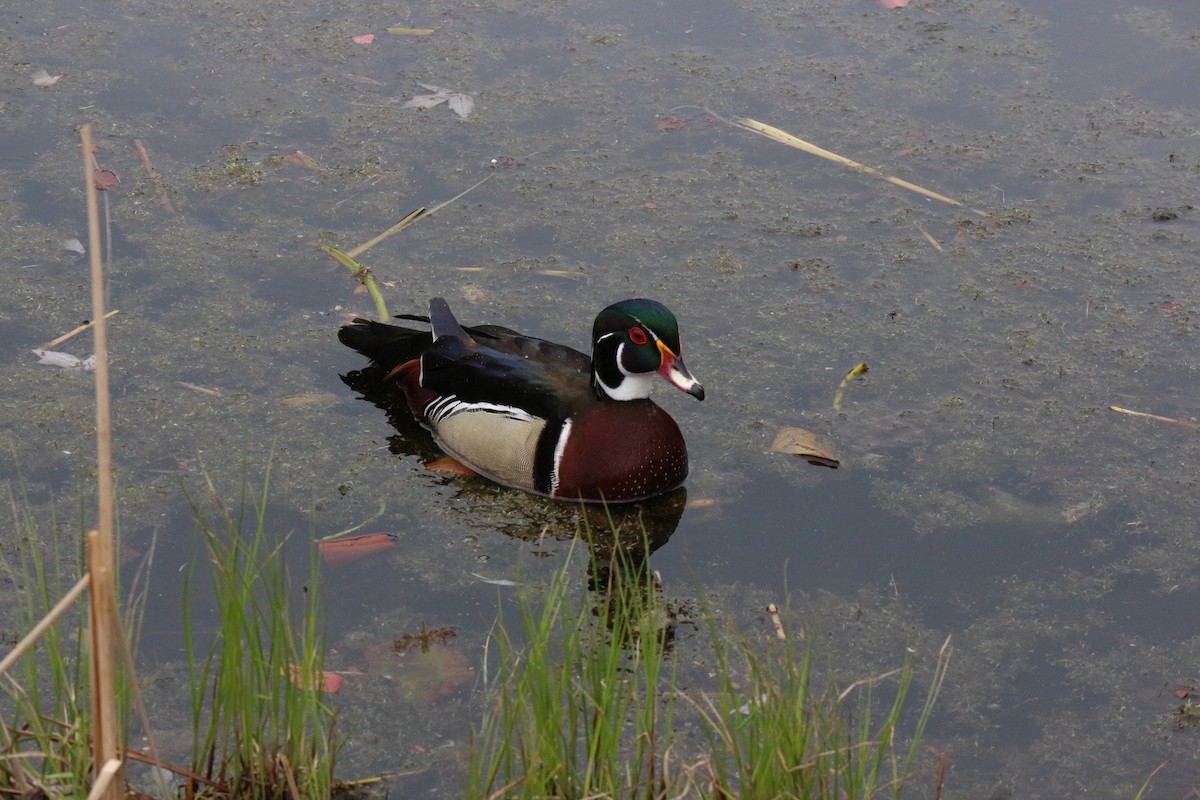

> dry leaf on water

[
  {"left": 286, "top": 150, "right": 322, "bottom": 170},
  {"left": 32, "top": 69, "right": 62, "bottom": 87},
  {"left": 770, "top": 426, "right": 840, "bottom": 468},
  {"left": 351, "top": 33, "right": 375, "bottom": 45},
  {"left": 403, "top": 83, "right": 475, "bottom": 118},
  {"left": 447, "top": 93, "right": 474, "bottom": 118}
]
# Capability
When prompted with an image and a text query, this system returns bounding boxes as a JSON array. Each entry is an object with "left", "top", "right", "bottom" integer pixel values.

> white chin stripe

[{"left": 597, "top": 372, "right": 655, "bottom": 401}]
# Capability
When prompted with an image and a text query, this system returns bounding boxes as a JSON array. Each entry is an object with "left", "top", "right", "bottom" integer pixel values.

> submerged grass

[
  {"left": 470, "top": 535, "right": 949, "bottom": 800},
  {"left": 182, "top": 470, "right": 340, "bottom": 799}
]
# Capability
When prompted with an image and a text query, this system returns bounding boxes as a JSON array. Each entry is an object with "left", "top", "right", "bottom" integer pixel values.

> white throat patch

[{"left": 596, "top": 343, "right": 656, "bottom": 400}]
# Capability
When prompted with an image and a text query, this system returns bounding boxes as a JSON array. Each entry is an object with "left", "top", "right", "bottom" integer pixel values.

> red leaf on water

[
  {"left": 352, "top": 33, "right": 375, "bottom": 45},
  {"left": 657, "top": 117, "right": 687, "bottom": 131},
  {"left": 286, "top": 665, "right": 344, "bottom": 693},
  {"left": 318, "top": 532, "right": 397, "bottom": 566},
  {"left": 878, "top": 0, "right": 909, "bottom": 7},
  {"left": 94, "top": 170, "right": 120, "bottom": 191}
]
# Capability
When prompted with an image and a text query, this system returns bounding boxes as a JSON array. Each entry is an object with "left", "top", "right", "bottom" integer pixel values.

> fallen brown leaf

[{"left": 770, "top": 426, "right": 840, "bottom": 468}]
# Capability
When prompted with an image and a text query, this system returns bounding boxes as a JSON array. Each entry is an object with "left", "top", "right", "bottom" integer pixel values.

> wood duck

[{"left": 338, "top": 298, "right": 704, "bottom": 503}]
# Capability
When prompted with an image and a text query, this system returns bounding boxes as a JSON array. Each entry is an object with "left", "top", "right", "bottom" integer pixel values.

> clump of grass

[
  {"left": 470, "top": 535, "right": 950, "bottom": 800},
  {"left": 0, "top": 493, "right": 93, "bottom": 798},
  {"left": 471, "top": 538, "right": 676, "bottom": 799},
  {"left": 183, "top": 471, "right": 340, "bottom": 799},
  {"left": 691, "top": 609, "right": 950, "bottom": 799}
]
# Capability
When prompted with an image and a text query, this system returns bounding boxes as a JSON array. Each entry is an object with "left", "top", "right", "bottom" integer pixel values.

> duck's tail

[{"left": 337, "top": 316, "right": 432, "bottom": 371}]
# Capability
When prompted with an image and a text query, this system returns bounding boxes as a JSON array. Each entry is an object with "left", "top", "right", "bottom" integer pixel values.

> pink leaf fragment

[{"left": 352, "top": 33, "right": 376, "bottom": 45}]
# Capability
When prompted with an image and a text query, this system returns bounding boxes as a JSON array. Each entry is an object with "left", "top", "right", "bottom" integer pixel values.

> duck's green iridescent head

[{"left": 591, "top": 299, "right": 704, "bottom": 402}]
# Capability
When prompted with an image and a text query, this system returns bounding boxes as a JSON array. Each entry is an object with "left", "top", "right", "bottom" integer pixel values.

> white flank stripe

[
  {"left": 550, "top": 418, "right": 572, "bottom": 496},
  {"left": 425, "top": 395, "right": 539, "bottom": 426}
]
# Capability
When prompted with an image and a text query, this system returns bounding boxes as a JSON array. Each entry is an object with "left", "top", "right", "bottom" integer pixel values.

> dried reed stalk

[{"left": 81, "top": 122, "right": 125, "bottom": 800}]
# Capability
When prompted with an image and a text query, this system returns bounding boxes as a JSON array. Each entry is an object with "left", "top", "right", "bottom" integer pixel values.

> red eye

[{"left": 629, "top": 327, "right": 648, "bottom": 345}]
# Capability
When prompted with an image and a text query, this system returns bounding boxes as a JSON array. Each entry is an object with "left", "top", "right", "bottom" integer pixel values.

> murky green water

[{"left": 3, "top": 0, "right": 1200, "bottom": 796}]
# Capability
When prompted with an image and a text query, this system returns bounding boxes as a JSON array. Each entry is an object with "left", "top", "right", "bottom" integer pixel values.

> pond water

[{"left": 3, "top": 0, "right": 1200, "bottom": 796}]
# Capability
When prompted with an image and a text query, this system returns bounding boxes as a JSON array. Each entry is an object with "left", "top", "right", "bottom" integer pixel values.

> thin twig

[
  {"left": 916, "top": 224, "right": 944, "bottom": 253},
  {"left": 346, "top": 174, "right": 492, "bottom": 258},
  {"left": 766, "top": 603, "right": 785, "bottom": 640},
  {"left": 669, "top": 105, "right": 988, "bottom": 217},
  {"left": 126, "top": 749, "right": 224, "bottom": 788},
  {"left": 132, "top": 138, "right": 174, "bottom": 212},
  {"left": 1109, "top": 405, "right": 1200, "bottom": 431},
  {"left": 733, "top": 115, "right": 989, "bottom": 214},
  {"left": 0, "top": 576, "right": 89, "bottom": 680},
  {"left": 37, "top": 310, "right": 120, "bottom": 351}
]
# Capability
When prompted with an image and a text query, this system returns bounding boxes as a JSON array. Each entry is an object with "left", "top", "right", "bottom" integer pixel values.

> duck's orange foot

[{"left": 426, "top": 455, "right": 479, "bottom": 477}]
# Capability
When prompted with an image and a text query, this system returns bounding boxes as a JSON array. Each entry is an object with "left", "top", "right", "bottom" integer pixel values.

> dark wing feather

[
  {"left": 340, "top": 311, "right": 597, "bottom": 419},
  {"left": 420, "top": 332, "right": 594, "bottom": 419}
]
